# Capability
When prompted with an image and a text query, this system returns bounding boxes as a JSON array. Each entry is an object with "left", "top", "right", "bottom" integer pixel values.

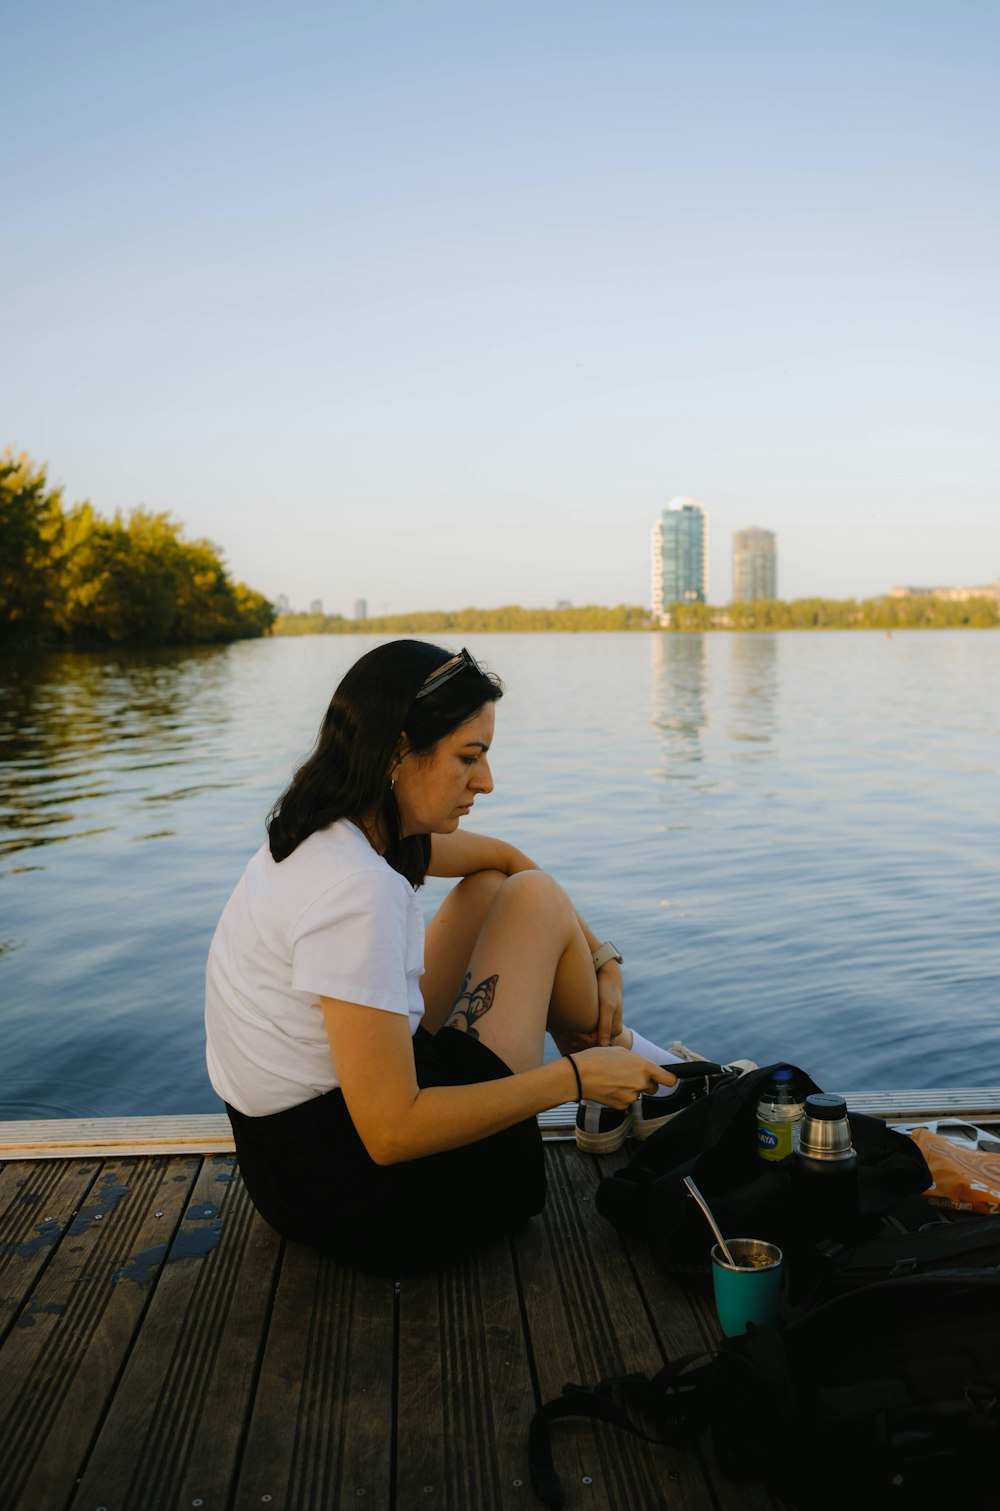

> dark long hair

[{"left": 266, "top": 640, "right": 503, "bottom": 886}]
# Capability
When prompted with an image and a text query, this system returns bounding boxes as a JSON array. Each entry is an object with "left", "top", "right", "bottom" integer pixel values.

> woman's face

[{"left": 393, "top": 702, "right": 496, "bottom": 837}]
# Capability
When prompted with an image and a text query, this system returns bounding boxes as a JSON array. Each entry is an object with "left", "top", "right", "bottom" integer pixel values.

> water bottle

[
  {"left": 791, "top": 1093, "right": 860, "bottom": 1239},
  {"left": 755, "top": 1067, "right": 805, "bottom": 1162}
]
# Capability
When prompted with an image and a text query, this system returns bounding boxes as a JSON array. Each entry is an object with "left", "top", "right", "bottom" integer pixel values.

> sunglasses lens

[{"left": 415, "top": 648, "right": 482, "bottom": 699}]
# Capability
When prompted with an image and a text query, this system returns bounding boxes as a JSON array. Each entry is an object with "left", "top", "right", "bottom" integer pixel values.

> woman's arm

[
  {"left": 428, "top": 830, "right": 539, "bottom": 879},
  {"left": 322, "top": 998, "right": 667, "bottom": 1165}
]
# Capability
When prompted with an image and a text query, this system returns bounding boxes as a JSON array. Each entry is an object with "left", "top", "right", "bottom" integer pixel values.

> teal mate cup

[{"left": 711, "top": 1238, "right": 783, "bottom": 1336}]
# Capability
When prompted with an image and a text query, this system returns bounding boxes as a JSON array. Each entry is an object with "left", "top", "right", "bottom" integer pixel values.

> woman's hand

[
  {"left": 572, "top": 1046, "right": 676, "bottom": 1108},
  {"left": 555, "top": 960, "right": 623, "bottom": 1053}
]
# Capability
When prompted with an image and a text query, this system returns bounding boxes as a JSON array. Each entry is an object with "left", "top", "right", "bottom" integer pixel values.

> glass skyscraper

[
  {"left": 651, "top": 497, "right": 707, "bottom": 618},
  {"left": 732, "top": 527, "right": 777, "bottom": 602}
]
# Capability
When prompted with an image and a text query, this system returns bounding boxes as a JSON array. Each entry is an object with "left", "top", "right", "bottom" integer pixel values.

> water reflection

[
  {"left": 0, "top": 646, "right": 235, "bottom": 873},
  {"left": 729, "top": 634, "right": 778, "bottom": 752},
  {"left": 649, "top": 634, "right": 708, "bottom": 775}
]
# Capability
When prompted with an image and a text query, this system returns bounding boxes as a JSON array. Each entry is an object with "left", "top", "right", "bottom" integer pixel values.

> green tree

[
  {"left": 0, "top": 450, "right": 64, "bottom": 634},
  {"left": 1, "top": 448, "right": 275, "bottom": 647}
]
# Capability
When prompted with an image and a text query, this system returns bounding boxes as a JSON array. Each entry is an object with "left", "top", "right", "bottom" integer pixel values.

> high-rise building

[
  {"left": 651, "top": 497, "right": 708, "bottom": 619},
  {"left": 732, "top": 528, "right": 777, "bottom": 602},
  {"left": 353, "top": 598, "right": 368, "bottom": 621}
]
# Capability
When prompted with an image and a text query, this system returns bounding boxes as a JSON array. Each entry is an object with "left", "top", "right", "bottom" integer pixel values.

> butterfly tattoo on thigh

[{"left": 445, "top": 972, "right": 498, "bottom": 1040}]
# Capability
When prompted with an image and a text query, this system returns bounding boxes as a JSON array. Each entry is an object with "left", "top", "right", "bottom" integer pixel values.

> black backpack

[{"left": 529, "top": 1271, "right": 1000, "bottom": 1510}]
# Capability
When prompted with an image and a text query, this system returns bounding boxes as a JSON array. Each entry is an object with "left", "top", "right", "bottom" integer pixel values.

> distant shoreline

[{"left": 273, "top": 595, "right": 1000, "bottom": 637}]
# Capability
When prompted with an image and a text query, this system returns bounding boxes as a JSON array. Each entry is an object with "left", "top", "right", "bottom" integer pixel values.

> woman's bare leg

[
  {"left": 423, "top": 870, "right": 610, "bottom": 1073},
  {"left": 420, "top": 870, "right": 508, "bottom": 1033}
]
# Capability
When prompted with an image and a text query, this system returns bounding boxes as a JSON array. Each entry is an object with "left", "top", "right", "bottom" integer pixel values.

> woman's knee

[
  {"left": 493, "top": 869, "right": 574, "bottom": 928},
  {"left": 452, "top": 868, "right": 507, "bottom": 908},
  {"left": 431, "top": 870, "right": 506, "bottom": 937}
]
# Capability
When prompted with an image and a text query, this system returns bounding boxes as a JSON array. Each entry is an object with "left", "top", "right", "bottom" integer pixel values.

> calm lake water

[{"left": 1, "top": 631, "right": 998, "bottom": 1120}]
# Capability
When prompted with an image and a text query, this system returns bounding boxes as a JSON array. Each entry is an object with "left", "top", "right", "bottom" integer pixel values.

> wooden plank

[
  {"left": 395, "top": 1237, "right": 537, "bottom": 1510},
  {"left": 0, "top": 1114, "right": 235, "bottom": 1161},
  {"left": 166, "top": 1195, "right": 284, "bottom": 1511},
  {"left": 0, "top": 1111, "right": 568, "bottom": 1158},
  {"left": 395, "top": 1267, "right": 449, "bottom": 1509},
  {"left": 3, "top": 1091, "right": 998, "bottom": 1161},
  {"left": 0, "top": 1158, "right": 102, "bottom": 1347},
  {"left": 594, "top": 1147, "right": 720, "bottom": 1359},
  {"left": 0, "top": 1155, "right": 200, "bottom": 1511},
  {"left": 847, "top": 1090, "right": 1000, "bottom": 1121},
  {"left": 65, "top": 1155, "right": 272, "bottom": 1511},
  {"left": 234, "top": 1242, "right": 396, "bottom": 1509},
  {"left": 474, "top": 1235, "right": 544, "bottom": 1507},
  {"left": 564, "top": 1147, "right": 728, "bottom": 1510},
  {"left": 515, "top": 1143, "right": 698, "bottom": 1511},
  {"left": 596, "top": 1150, "right": 782, "bottom": 1511}
]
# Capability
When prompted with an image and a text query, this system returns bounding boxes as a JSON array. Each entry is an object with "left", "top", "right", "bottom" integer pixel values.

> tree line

[
  {"left": 1, "top": 450, "right": 274, "bottom": 648},
  {"left": 274, "top": 603, "right": 651, "bottom": 635},
  {"left": 665, "top": 595, "right": 999, "bottom": 631},
  {"left": 275, "top": 594, "right": 999, "bottom": 635}
]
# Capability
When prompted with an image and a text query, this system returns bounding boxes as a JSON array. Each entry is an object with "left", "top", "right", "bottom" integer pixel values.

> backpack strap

[{"left": 528, "top": 1352, "right": 714, "bottom": 1508}]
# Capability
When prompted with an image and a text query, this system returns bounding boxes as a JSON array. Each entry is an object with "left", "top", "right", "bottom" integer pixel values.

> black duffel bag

[
  {"left": 595, "top": 1061, "right": 933, "bottom": 1280},
  {"left": 530, "top": 1270, "right": 1000, "bottom": 1511}
]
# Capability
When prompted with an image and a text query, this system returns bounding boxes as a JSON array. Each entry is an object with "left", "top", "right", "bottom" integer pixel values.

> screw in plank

[{"left": 582, "top": 1476, "right": 593, "bottom": 1485}]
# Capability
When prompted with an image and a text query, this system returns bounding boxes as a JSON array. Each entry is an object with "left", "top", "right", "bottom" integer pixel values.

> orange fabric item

[{"left": 909, "top": 1128, "right": 1000, "bottom": 1214}]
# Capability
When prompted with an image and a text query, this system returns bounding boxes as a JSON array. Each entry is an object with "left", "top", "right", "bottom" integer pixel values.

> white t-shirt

[{"left": 205, "top": 819, "right": 426, "bottom": 1117}]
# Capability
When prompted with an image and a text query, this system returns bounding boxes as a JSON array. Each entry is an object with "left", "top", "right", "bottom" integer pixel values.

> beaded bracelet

[{"left": 563, "top": 1052, "right": 584, "bottom": 1103}]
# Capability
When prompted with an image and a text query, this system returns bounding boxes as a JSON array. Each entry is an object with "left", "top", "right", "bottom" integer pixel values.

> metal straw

[{"left": 683, "top": 1176, "right": 738, "bottom": 1267}]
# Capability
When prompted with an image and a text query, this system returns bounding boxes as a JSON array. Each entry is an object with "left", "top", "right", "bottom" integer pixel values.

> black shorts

[{"left": 225, "top": 1026, "right": 546, "bottom": 1275}]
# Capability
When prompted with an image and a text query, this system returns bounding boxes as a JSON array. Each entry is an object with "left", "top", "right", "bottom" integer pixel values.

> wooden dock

[{"left": 2, "top": 1092, "right": 998, "bottom": 1511}]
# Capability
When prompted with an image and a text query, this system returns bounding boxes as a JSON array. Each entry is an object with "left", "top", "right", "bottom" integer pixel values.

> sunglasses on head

[{"left": 414, "top": 647, "right": 484, "bottom": 700}]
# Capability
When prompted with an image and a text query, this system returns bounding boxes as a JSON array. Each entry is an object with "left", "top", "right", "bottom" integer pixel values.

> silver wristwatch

[{"left": 592, "top": 940, "right": 623, "bottom": 972}]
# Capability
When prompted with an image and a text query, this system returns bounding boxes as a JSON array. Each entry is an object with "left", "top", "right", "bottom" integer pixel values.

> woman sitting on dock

[{"left": 205, "top": 640, "right": 683, "bottom": 1274}]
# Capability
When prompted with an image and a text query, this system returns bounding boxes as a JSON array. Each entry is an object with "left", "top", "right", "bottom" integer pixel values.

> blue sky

[{"left": 4, "top": 0, "right": 998, "bottom": 611}]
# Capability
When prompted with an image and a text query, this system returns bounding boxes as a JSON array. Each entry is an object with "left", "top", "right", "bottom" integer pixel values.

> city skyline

[
  {"left": 282, "top": 515, "right": 1000, "bottom": 618},
  {"left": 4, "top": 2, "right": 998, "bottom": 612}
]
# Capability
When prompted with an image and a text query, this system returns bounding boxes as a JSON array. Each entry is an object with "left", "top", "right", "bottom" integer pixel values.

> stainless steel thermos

[{"left": 791, "top": 1092, "right": 860, "bottom": 1237}]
